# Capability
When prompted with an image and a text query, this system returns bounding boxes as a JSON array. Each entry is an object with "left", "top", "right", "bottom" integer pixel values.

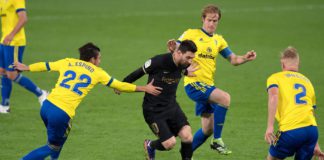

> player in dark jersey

[{"left": 120, "top": 40, "right": 197, "bottom": 160}]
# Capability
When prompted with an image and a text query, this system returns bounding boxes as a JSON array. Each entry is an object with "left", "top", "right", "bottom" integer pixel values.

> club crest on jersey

[
  {"left": 144, "top": 59, "right": 151, "bottom": 68},
  {"left": 207, "top": 47, "right": 212, "bottom": 53}
]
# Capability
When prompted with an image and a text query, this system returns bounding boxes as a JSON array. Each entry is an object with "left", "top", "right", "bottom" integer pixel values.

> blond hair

[
  {"left": 281, "top": 46, "right": 299, "bottom": 60},
  {"left": 202, "top": 4, "right": 221, "bottom": 20}
]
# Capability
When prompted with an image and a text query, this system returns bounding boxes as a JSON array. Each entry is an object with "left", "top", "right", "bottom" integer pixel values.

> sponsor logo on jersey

[{"left": 198, "top": 53, "right": 215, "bottom": 59}]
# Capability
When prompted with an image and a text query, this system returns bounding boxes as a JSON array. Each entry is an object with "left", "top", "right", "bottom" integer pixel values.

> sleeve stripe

[
  {"left": 220, "top": 47, "right": 233, "bottom": 59},
  {"left": 16, "top": 8, "right": 26, "bottom": 13},
  {"left": 313, "top": 105, "right": 317, "bottom": 109},
  {"left": 45, "top": 62, "right": 51, "bottom": 71},
  {"left": 267, "top": 84, "right": 278, "bottom": 92},
  {"left": 106, "top": 78, "right": 114, "bottom": 86},
  {"left": 176, "top": 40, "right": 181, "bottom": 44},
  {"left": 142, "top": 66, "right": 147, "bottom": 74}
]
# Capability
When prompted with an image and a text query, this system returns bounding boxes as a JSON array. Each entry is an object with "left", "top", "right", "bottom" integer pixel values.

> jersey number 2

[
  {"left": 294, "top": 83, "right": 307, "bottom": 104},
  {"left": 59, "top": 70, "right": 91, "bottom": 96}
]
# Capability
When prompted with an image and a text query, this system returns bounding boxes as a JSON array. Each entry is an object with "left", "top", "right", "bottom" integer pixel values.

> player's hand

[
  {"left": 114, "top": 89, "right": 121, "bottom": 95},
  {"left": 167, "top": 39, "right": 177, "bottom": 53},
  {"left": 186, "top": 62, "right": 200, "bottom": 77},
  {"left": 145, "top": 79, "right": 163, "bottom": 96},
  {"left": 13, "top": 62, "right": 29, "bottom": 71},
  {"left": 244, "top": 50, "right": 257, "bottom": 61},
  {"left": 264, "top": 126, "right": 275, "bottom": 145},
  {"left": 314, "top": 143, "right": 324, "bottom": 160},
  {"left": 3, "top": 34, "right": 14, "bottom": 45}
]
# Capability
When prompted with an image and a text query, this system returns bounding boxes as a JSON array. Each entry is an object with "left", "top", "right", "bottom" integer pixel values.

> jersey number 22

[{"left": 60, "top": 70, "right": 91, "bottom": 95}]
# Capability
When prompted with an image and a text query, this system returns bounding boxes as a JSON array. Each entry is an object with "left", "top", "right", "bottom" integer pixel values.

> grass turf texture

[{"left": 1, "top": 0, "right": 324, "bottom": 159}]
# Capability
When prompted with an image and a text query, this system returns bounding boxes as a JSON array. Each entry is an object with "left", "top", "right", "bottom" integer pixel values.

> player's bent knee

[
  {"left": 162, "top": 137, "right": 177, "bottom": 150},
  {"left": 220, "top": 92, "right": 231, "bottom": 108},
  {"left": 0, "top": 68, "right": 5, "bottom": 75},
  {"left": 179, "top": 126, "right": 192, "bottom": 142},
  {"left": 6, "top": 72, "right": 18, "bottom": 80},
  {"left": 181, "top": 133, "right": 193, "bottom": 143}
]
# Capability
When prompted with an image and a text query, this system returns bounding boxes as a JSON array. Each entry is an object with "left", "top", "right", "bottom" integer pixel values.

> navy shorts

[
  {"left": 269, "top": 126, "right": 318, "bottom": 160},
  {"left": 0, "top": 44, "right": 25, "bottom": 71},
  {"left": 40, "top": 100, "right": 72, "bottom": 147},
  {"left": 185, "top": 82, "right": 216, "bottom": 116}
]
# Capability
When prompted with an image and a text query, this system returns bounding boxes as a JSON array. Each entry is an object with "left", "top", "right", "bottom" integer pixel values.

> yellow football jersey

[
  {"left": 29, "top": 58, "right": 136, "bottom": 118},
  {"left": 267, "top": 71, "right": 317, "bottom": 132},
  {"left": 0, "top": 0, "right": 26, "bottom": 46},
  {"left": 178, "top": 28, "right": 232, "bottom": 86}
]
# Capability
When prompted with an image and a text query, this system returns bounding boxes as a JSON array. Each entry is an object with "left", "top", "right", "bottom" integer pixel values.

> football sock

[
  {"left": 192, "top": 128, "right": 209, "bottom": 151},
  {"left": 13, "top": 74, "right": 42, "bottom": 97},
  {"left": 180, "top": 142, "right": 193, "bottom": 160},
  {"left": 212, "top": 104, "right": 228, "bottom": 139},
  {"left": 50, "top": 148, "right": 62, "bottom": 160},
  {"left": 22, "top": 145, "right": 59, "bottom": 160},
  {"left": 1, "top": 75, "right": 12, "bottom": 106},
  {"left": 150, "top": 139, "right": 166, "bottom": 151}
]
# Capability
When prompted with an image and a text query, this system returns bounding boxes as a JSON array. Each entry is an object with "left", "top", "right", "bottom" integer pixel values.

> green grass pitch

[{"left": 1, "top": 0, "right": 324, "bottom": 159}]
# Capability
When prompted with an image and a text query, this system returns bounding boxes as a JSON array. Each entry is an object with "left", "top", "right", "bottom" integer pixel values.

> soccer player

[
  {"left": 0, "top": 0, "right": 47, "bottom": 113},
  {"left": 168, "top": 4, "right": 256, "bottom": 154},
  {"left": 265, "top": 46, "right": 324, "bottom": 160},
  {"left": 14, "top": 42, "right": 162, "bottom": 160},
  {"left": 121, "top": 40, "right": 198, "bottom": 160}
]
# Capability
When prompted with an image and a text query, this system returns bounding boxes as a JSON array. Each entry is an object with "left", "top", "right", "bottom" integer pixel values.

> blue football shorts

[
  {"left": 185, "top": 82, "right": 217, "bottom": 116},
  {"left": 0, "top": 44, "right": 25, "bottom": 71},
  {"left": 269, "top": 125, "right": 318, "bottom": 160},
  {"left": 40, "top": 100, "right": 72, "bottom": 147}
]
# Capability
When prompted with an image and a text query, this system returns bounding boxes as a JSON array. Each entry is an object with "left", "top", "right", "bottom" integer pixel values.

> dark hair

[
  {"left": 178, "top": 40, "right": 197, "bottom": 53},
  {"left": 79, "top": 42, "right": 100, "bottom": 61},
  {"left": 202, "top": 4, "right": 221, "bottom": 20}
]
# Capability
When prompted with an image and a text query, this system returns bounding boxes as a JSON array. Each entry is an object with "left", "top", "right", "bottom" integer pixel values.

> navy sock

[
  {"left": 50, "top": 148, "right": 62, "bottom": 160},
  {"left": 22, "top": 145, "right": 58, "bottom": 160},
  {"left": 1, "top": 75, "right": 12, "bottom": 106},
  {"left": 180, "top": 142, "right": 193, "bottom": 160},
  {"left": 192, "top": 128, "right": 209, "bottom": 151},
  {"left": 212, "top": 104, "right": 228, "bottom": 139},
  {"left": 14, "top": 74, "right": 42, "bottom": 97}
]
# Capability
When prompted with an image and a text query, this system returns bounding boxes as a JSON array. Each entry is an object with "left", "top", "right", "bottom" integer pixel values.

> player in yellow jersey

[
  {"left": 168, "top": 4, "right": 256, "bottom": 155},
  {"left": 14, "top": 42, "right": 162, "bottom": 160},
  {"left": 265, "top": 47, "right": 324, "bottom": 160},
  {"left": 0, "top": 0, "right": 47, "bottom": 113}
]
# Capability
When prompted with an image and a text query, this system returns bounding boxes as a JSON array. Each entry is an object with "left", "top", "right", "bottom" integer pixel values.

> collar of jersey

[{"left": 200, "top": 28, "right": 213, "bottom": 37}]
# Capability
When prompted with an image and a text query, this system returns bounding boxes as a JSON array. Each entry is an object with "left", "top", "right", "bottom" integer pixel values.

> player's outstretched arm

[
  {"left": 228, "top": 50, "right": 257, "bottom": 66},
  {"left": 135, "top": 79, "right": 162, "bottom": 96},
  {"left": 14, "top": 62, "right": 30, "bottom": 71},
  {"left": 185, "top": 62, "right": 200, "bottom": 77},
  {"left": 167, "top": 39, "right": 178, "bottom": 53},
  {"left": 265, "top": 87, "right": 279, "bottom": 145},
  {"left": 111, "top": 78, "right": 162, "bottom": 96},
  {"left": 14, "top": 61, "right": 50, "bottom": 72},
  {"left": 123, "top": 67, "right": 145, "bottom": 83},
  {"left": 114, "top": 67, "right": 146, "bottom": 95}
]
